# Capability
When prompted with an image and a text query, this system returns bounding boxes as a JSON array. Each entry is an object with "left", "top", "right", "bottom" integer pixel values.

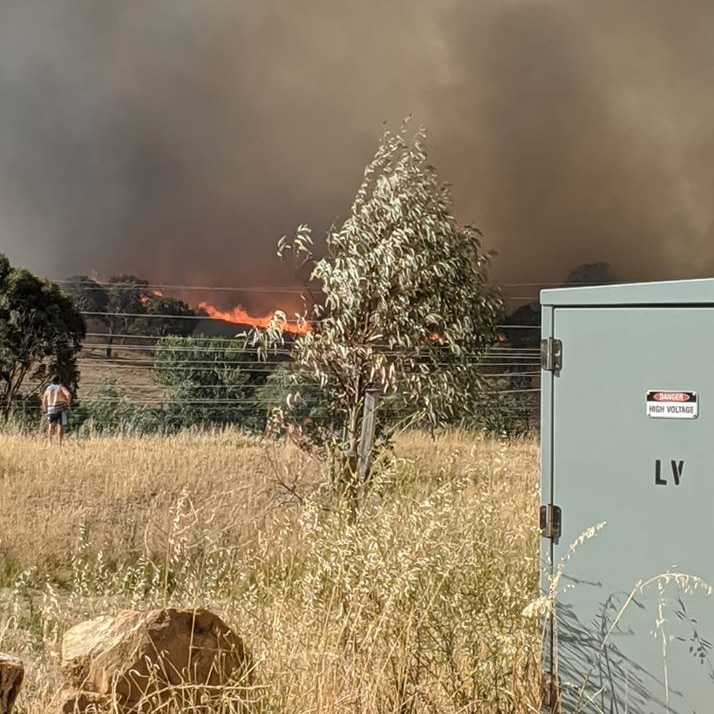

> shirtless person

[{"left": 42, "top": 375, "right": 71, "bottom": 445}]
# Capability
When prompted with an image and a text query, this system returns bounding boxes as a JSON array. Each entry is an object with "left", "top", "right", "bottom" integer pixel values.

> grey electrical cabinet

[{"left": 540, "top": 279, "right": 714, "bottom": 714}]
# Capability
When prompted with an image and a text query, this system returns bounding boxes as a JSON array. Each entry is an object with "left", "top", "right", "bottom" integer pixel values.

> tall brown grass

[{"left": 0, "top": 429, "right": 541, "bottom": 713}]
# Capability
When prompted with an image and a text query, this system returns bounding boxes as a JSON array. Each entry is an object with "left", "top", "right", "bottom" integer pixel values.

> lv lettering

[{"left": 654, "top": 459, "right": 684, "bottom": 486}]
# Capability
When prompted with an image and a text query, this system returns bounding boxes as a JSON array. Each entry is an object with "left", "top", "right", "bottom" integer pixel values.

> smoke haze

[{"left": 1, "top": 0, "right": 714, "bottom": 307}]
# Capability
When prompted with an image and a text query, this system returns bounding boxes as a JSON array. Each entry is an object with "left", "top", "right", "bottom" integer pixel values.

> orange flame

[
  {"left": 84, "top": 272, "right": 308, "bottom": 334},
  {"left": 198, "top": 302, "right": 309, "bottom": 334},
  {"left": 140, "top": 288, "right": 165, "bottom": 307}
]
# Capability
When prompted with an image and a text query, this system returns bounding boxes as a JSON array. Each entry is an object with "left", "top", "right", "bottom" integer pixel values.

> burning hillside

[
  {"left": 197, "top": 301, "right": 309, "bottom": 334},
  {"left": 62, "top": 274, "right": 310, "bottom": 338}
]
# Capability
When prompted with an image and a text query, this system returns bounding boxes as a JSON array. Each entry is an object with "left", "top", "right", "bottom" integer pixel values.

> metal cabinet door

[{"left": 547, "top": 306, "right": 714, "bottom": 714}]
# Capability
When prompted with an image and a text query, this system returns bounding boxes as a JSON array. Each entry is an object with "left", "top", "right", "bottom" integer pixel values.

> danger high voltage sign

[{"left": 646, "top": 391, "right": 698, "bottom": 419}]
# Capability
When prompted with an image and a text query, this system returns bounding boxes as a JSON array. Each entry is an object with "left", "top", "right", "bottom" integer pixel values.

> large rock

[
  {"left": 0, "top": 654, "right": 23, "bottom": 714},
  {"left": 53, "top": 608, "right": 251, "bottom": 713}
]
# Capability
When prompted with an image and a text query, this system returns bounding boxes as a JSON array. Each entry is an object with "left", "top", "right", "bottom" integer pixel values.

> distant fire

[
  {"left": 198, "top": 302, "right": 309, "bottom": 334},
  {"left": 81, "top": 272, "right": 309, "bottom": 334},
  {"left": 139, "top": 288, "right": 165, "bottom": 307}
]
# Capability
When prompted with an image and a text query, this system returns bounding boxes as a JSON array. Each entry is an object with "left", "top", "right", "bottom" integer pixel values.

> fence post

[{"left": 356, "top": 389, "right": 379, "bottom": 481}]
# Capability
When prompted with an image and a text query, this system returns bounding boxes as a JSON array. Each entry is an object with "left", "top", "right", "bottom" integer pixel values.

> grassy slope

[
  {"left": 76, "top": 343, "right": 164, "bottom": 401},
  {"left": 0, "top": 430, "right": 541, "bottom": 713}
]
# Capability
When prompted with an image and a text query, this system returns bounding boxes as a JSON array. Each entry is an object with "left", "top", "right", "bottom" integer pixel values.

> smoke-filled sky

[{"left": 2, "top": 0, "right": 714, "bottom": 308}]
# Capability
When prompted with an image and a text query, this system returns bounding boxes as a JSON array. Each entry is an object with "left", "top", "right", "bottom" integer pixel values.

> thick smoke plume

[{"left": 1, "top": 0, "right": 713, "bottom": 309}]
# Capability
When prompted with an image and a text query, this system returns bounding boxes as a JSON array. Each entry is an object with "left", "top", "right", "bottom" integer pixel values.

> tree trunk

[
  {"left": 1, "top": 379, "right": 13, "bottom": 422},
  {"left": 341, "top": 398, "right": 365, "bottom": 522},
  {"left": 106, "top": 331, "right": 114, "bottom": 359}
]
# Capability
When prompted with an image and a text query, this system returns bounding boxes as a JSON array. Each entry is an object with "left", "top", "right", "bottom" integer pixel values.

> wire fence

[
  {"left": 65, "top": 309, "right": 542, "bottom": 433},
  {"left": 5, "top": 279, "right": 549, "bottom": 430}
]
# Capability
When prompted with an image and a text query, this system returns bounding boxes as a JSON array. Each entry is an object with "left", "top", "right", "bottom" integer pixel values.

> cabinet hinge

[
  {"left": 541, "top": 337, "right": 562, "bottom": 372},
  {"left": 540, "top": 504, "right": 562, "bottom": 540},
  {"left": 540, "top": 672, "right": 561, "bottom": 712}
]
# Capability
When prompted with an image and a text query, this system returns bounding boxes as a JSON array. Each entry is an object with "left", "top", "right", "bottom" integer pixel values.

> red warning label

[{"left": 646, "top": 391, "right": 698, "bottom": 419}]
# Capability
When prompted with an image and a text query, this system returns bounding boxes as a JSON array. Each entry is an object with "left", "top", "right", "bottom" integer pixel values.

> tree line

[{"left": 63, "top": 275, "right": 196, "bottom": 357}]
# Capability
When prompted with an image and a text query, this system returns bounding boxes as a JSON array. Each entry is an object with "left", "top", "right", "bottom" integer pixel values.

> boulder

[
  {"left": 54, "top": 608, "right": 251, "bottom": 713},
  {"left": 0, "top": 654, "right": 23, "bottom": 714}
]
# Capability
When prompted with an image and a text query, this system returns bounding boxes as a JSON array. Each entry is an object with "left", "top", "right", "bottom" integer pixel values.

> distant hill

[
  {"left": 192, "top": 318, "right": 255, "bottom": 338},
  {"left": 193, "top": 317, "right": 299, "bottom": 345}
]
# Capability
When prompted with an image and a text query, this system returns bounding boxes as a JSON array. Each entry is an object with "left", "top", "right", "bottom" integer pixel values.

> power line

[
  {"left": 83, "top": 326, "right": 543, "bottom": 337},
  {"left": 78, "top": 337, "right": 542, "bottom": 354},
  {"left": 57, "top": 277, "right": 619, "bottom": 291},
  {"left": 78, "top": 359, "right": 541, "bottom": 369},
  {"left": 77, "top": 371, "right": 542, "bottom": 389},
  {"left": 80, "top": 310, "right": 306, "bottom": 323},
  {"left": 57, "top": 279, "right": 309, "bottom": 294},
  {"left": 78, "top": 343, "right": 541, "bottom": 358},
  {"left": 73, "top": 393, "right": 541, "bottom": 406},
  {"left": 77, "top": 343, "right": 542, "bottom": 355}
]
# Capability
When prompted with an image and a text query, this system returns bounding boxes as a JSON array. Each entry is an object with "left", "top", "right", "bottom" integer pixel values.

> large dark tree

[
  {"left": 563, "top": 261, "right": 619, "bottom": 287},
  {"left": 502, "top": 261, "right": 621, "bottom": 349},
  {"left": 64, "top": 275, "right": 108, "bottom": 315},
  {"left": 0, "top": 255, "right": 85, "bottom": 420},
  {"left": 104, "top": 275, "right": 153, "bottom": 358},
  {"left": 140, "top": 295, "right": 195, "bottom": 338}
]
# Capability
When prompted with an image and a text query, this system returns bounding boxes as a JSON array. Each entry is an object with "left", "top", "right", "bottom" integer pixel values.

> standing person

[{"left": 42, "top": 375, "right": 71, "bottom": 445}]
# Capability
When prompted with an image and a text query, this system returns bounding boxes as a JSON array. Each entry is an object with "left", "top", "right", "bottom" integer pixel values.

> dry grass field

[
  {"left": 76, "top": 343, "right": 165, "bottom": 401},
  {"left": 0, "top": 429, "right": 541, "bottom": 713}
]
